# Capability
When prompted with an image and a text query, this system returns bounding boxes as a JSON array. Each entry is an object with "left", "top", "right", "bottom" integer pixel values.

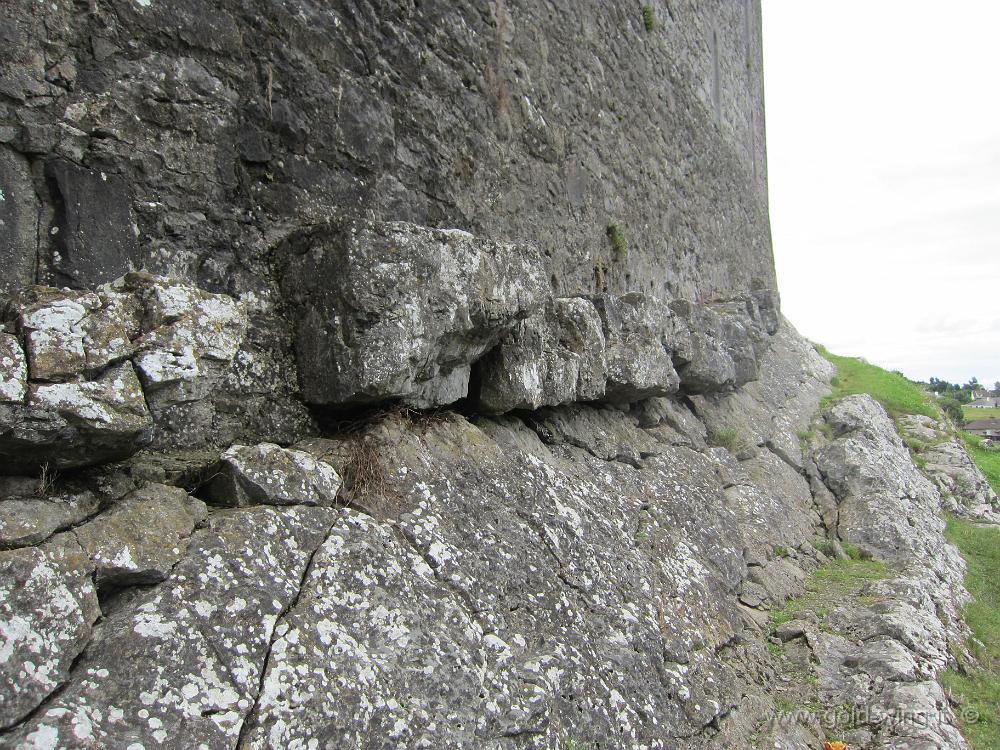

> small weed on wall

[
  {"left": 606, "top": 223, "right": 628, "bottom": 261},
  {"left": 642, "top": 5, "right": 657, "bottom": 32}
]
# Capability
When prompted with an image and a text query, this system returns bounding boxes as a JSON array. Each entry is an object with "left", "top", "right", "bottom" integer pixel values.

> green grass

[
  {"left": 964, "top": 406, "right": 1000, "bottom": 422},
  {"left": 962, "top": 434, "right": 1000, "bottom": 494},
  {"left": 642, "top": 5, "right": 657, "bottom": 31},
  {"left": 606, "top": 223, "right": 628, "bottom": 261},
  {"left": 770, "top": 556, "right": 893, "bottom": 631},
  {"left": 817, "top": 345, "right": 937, "bottom": 419},
  {"left": 942, "top": 515, "right": 1000, "bottom": 749},
  {"left": 707, "top": 428, "right": 751, "bottom": 456}
]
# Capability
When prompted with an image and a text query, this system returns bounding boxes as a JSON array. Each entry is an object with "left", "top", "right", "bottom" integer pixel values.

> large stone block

[
  {"left": 73, "top": 483, "right": 207, "bottom": 590},
  {"left": 0, "top": 362, "right": 153, "bottom": 472},
  {"left": 9, "top": 286, "right": 135, "bottom": 381},
  {"left": 280, "top": 219, "right": 549, "bottom": 408},
  {"left": 0, "top": 147, "right": 38, "bottom": 300},
  {"left": 478, "top": 298, "right": 608, "bottom": 413},
  {"left": 670, "top": 300, "right": 761, "bottom": 394},
  {"left": 0, "top": 274, "right": 247, "bottom": 471},
  {"left": 594, "top": 293, "right": 680, "bottom": 402},
  {"left": 207, "top": 442, "right": 342, "bottom": 507},
  {"left": 478, "top": 293, "right": 681, "bottom": 413},
  {"left": 45, "top": 160, "right": 142, "bottom": 289}
]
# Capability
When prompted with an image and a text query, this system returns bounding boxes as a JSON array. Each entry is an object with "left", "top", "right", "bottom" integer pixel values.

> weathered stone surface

[
  {"left": 10, "top": 286, "right": 134, "bottom": 381},
  {"left": 816, "top": 396, "right": 950, "bottom": 564},
  {"left": 633, "top": 395, "right": 709, "bottom": 448},
  {"left": 73, "top": 483, "right": 207, "bottom": 589},
  {"left": 794, "top": 395, "right": 972, "bottom": 749},
  {"left": 45, "top": 160, "right": 142, "bottom": 289},
  {"left": 6, "top": 505, "right": 335, "bottom": 749},
  {"left": 0, "top": 275, "right": 248, "bottom": 471},
  {"left": 121, "top": 273, "right": 248, "bottom": 405},
  {"left": 693, "top": 317, "right": 835, "bottom": 470},
  {"left": 0, "top": 334, "right": 27, "bottom": 403},
  {"left": 0, "top": 362, "right": 153, "bottom": 472},
  {"left": 236, "top": 409, "right": 753, "bottom": 749},
  {"left": 0, "top": 536, "right": 98, "bottom": 729},
  {"left": 240, "top": 510, "right": 496, "bottom": 748},
  {"left": 898, "top": 413, "right": 1000, "bottom": 522},
  {"left": 0, "top": 146, "right": 38, "bottom": 301},
  {"left": 725, "top": 448, "right": 819, "bottom": 561},
  {"left": 0, "top": 491, "right": 100, "bottom": 549},
  {"left": 527, "top": 403, "right": 661, "bottom": 465},
  {"left": 208, "top": 442, "right": 342, "bottom": 507},
  {"left": 280, "top": 219, "right": 549, "bottom": 408},
  {"left": 478, "top": 297, "right": 608, "bottom": 413},
  {"left": 595, "top": 293, "right": 681, "bottom": 402},
  {"left": 479, "top": 293, "right": 690, "bottom": 414}
]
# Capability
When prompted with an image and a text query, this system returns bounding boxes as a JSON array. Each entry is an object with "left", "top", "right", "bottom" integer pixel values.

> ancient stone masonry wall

[
  {"left": 1, "top": 0, "right": 771, "bottom": 307},
  {"left": 4, "top": 2, "right": 993, "bottom": 749}
]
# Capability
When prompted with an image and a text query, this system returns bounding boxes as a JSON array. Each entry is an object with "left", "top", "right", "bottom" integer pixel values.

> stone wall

[
  {"left": 1, "top": 0, "right": 772, "bottom": 307},
  {"left": 5, "top": 3, "right": 992, "bottom": 750}
]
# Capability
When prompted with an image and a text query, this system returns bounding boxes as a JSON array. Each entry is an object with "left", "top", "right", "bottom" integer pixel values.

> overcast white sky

[{"left": 762, "top": 1, "right": 1000, "bottom": 387}]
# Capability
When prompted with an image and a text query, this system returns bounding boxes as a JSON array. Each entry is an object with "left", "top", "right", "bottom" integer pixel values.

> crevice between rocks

[{"left": 232, "top": 514, "right": 340, "bottom": 750}]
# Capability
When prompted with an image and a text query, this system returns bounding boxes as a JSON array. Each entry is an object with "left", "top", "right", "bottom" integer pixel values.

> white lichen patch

[{"left": 0, "top": 333, "right": 28, "bottom": 403}]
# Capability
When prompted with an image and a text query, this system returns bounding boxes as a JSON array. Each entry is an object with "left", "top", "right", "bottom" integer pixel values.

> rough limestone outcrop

[
  {"left": 0, "top": 1, "right": 991, "bottom": 748},
  {"left": 897, "top": 413, "right": 1000, "bottom": 523},
  {"left": 0, "top": 274, "right": 247, "bottom": 472},
  {"left": 1, "top": 316, "right": 836, "bottom": 749},
  {"left": 803, "top": 397, "right": 971, "bottom": 749}
]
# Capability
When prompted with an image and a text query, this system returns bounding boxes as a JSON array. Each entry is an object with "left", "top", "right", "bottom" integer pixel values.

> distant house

[
  {"left": 968, "top": 397, "right": 1000, "bottom": 408},
  {"left": 965, "top": 418, "right": 1000, "bottom": 439}
]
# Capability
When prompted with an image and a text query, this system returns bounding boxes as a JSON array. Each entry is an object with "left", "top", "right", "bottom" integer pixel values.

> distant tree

[
  {"left": 993, "top": 381, "right": 1000, "bottom": 396},
  {"left": 927, "top": 378, "right": 947, "bottom": 394},
  {"left": 939, "top": 396, "right": 965, "bottom": 426}
]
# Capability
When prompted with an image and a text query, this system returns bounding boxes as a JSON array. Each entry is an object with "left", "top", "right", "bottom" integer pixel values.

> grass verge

[
  {"left": 942, "top": 516, "right": 1000, "bottom": 749},
  {"left": 962, "top": 434, "right": 1000, "bottom": 492},
  {"left": 816, "top": 345, "right": 937, "bottom": 419},
  {"left": 770, "top": 556, "right": 893, "bottom": 631}
]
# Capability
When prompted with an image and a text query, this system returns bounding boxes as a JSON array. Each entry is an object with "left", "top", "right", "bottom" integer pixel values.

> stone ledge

[{"left": 278, "top": 219, "right": 779, "bottom": 413}]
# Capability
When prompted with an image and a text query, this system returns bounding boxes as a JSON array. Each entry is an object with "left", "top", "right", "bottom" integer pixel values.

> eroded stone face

[
  {"left": 73, "top": 483, "right": 207, "bottom": 589},
  {"left": 0, "top": 333, "right": 27, "bottom": 403},
  {"left": 0, "top": 274, "right": 247, "bottom": 472},
  {"left": 10, "top": 286, "right": 135, "bottom": 381},
  {"left": 208, "top": 442, "right": 342, "bottom": 507},
  {"left": 4, "top": 505, "right": 335, "bottom": 749},
  {"left": 478, "top": 298, "right": 609, "bottom": 413},
  {"left": 0, "top": 362, "right": 153, "bottom": 471},
  {"left": 280, "top": 219, "right": 550, "bottom": 408},
  {"left": 0, "top": 541, "right": 97, "bottom": 729}
]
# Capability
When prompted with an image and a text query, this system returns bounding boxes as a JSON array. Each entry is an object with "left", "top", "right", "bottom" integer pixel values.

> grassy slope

[
  {"left": 818, "top": 347, "right": 999, "bottom": 749},
  {"left": 818, "top": 345, "right": 938, "bottom": 418},
  {"left": 963, "top": 434, "right": 1000, "bottom": 493},
  {"left": 941, "top": 517, "right": 1000, "bottom": 750}
]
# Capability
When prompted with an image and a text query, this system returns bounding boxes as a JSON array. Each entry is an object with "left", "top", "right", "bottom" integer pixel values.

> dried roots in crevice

[{"left": 341, "top": 436, "right": 395, "bottom": 515}]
